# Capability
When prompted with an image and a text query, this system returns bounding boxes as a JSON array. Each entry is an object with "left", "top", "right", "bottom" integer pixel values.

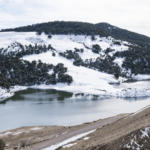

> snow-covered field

[{"left": 0, "top": 32, "right": 150, "bottom": 101}]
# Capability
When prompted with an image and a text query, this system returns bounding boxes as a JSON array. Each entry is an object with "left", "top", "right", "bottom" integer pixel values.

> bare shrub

[
  {"left": 3, "top": 133, "right": 13, "bottom": 142},
  {"left": 20, "top": 139, "right": 30, "bottom": 148}
]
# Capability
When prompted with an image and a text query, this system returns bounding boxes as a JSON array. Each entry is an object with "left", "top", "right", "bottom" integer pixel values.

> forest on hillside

[
  {"left": 0, "top": 43, "right": 73, "bottom": 89},
  {"left": 1, "top": 21, "right": 150, "bottom": 47},
  {"left": 1, "top": 21, "right": 150, "bottom": 89},
  {"left": 0, "top": 21, "right": 109, "bottom": 37}
]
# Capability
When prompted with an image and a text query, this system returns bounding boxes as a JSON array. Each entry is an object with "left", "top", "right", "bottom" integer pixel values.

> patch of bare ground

[
  {"left": 0, "top": 121, "right": 104, "bottom": 150},
  {"left": 58, "top": 106, "right": 150, "bottom": 150},
  {"left": 0, "top": 125, "right": 75, "bottom": 150}
]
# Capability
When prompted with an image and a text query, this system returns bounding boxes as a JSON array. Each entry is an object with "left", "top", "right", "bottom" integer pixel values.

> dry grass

[
  {"left": 2, "top": 123, "right": 93, "bottom": 150},
  {"left": 20, "top": 139, "right": 31, "bottom": 148},
  {"left": 59, "top": 107, "right": 150, "bottom": 150},
  {"left": 1, "top": 126, "right": 65, "bottom": 149}
]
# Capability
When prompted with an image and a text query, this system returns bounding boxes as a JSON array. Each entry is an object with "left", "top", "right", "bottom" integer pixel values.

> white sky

[{"left": 0, "top": 0, "right": 150, "bottom": 36}]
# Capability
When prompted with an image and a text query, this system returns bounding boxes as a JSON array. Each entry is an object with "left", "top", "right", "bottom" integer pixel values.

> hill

[
  {"left": 1, "top": 22, "right": 150, "bottom": 100},
  {"left": 96, "top": 22, "right": 150, "bottom": 46},
  {"left": 1, "top": 22, "right": 150, "bottom": 150},
  {"left": 0, "top": 21, "right": 110, "bottom": 37},
  {"left": 59, "top": 105, "right": 150, "bottom": 150},
  {"left": 2, "top": 21, "right": 150, "bottom": 46}
]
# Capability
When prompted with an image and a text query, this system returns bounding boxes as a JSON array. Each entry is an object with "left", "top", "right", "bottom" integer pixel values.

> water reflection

[{"left": 122, "top": 96, "right": 150, "bottom": 102}]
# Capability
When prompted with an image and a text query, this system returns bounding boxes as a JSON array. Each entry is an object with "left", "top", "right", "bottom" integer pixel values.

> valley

[{"left": 1, "top": 21, "right": 150, "bottom": 150}]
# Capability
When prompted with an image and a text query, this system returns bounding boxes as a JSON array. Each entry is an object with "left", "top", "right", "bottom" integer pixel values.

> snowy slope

[
  {"left": 0, "top": 32, "right": 128, "bottom": 60},
  {"left": 23, "top": 50, "right": 119, "bottom": 95},
  {"left": 0, "top": 32, "right": 149, "bottom": 100},
  {"left": 0, "top": 87, "right": 14, "bottom": 102}
]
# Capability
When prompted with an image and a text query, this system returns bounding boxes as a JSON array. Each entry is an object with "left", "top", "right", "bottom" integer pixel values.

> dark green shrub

[{"left": 0, "top": 139, "right": 5, "bottom": 150}]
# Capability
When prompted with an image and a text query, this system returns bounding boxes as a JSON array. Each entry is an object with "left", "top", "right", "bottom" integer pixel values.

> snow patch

[
  {"left": 10, "top": 86, "right": 27, "bottom": 92},
  {"left": 63, "top": 143, "right": 77, "bottom": 148},
  {"left": 140, "top": 127, "right": 150, "bottom": 139},
  {"left": 83, "top": 137, "right": 90, "bottom": 140},
  {"left": 113, "top": 57, "right": 124, "bottom": 67},
  {"left": 0, "top": 132, "right": 12, "bottom": 136},
  {"left": 13, "top": 132, "right": 22, "bottom": 135},
  {"left": 30, "top": 127, "right": 43, "bottom": 131},
  {"left": 42, "top": 129, "right": 96, "bottom": 150}
]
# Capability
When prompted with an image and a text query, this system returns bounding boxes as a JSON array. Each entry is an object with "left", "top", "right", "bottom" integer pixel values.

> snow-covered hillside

[
  {"left": 0, "top": 32, "right": 149, "bottom": 100},
  {"left": 0, "top": 32, "right": 128, "bottom": 56}
]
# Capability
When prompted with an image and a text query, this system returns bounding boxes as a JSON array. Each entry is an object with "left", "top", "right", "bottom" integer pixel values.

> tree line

[{"left": 0, "top": 21, "right": 110, "bottom": 37}]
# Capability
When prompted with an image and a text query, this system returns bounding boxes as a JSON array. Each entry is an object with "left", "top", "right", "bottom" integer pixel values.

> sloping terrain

[
  {"left": 2, "top": 104, "right": 150, "bottom": 150},
  {"left": 0, "top": 114, "right": 126, "bottom": 150},
  {"left": 96, "top": 22, "right": 150, "bottom": 45},
  {"left": 0, "top": 32, "right": 126, "bottom": 99},
  {"left": 1, "top": 29, "right": 150, "bottom": 100},
  {"left": 57, "top": 106, "right": 150, "bottom": 150}
]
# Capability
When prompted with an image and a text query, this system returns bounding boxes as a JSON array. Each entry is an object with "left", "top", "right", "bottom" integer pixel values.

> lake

[{"left": 1, "top": 81, "right": 150, "bottom": 133}]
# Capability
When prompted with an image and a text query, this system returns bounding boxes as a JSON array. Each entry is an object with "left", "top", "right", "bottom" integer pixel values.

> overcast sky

[{"left": 0, "top": 0, "right": 150, "bottom": 36}]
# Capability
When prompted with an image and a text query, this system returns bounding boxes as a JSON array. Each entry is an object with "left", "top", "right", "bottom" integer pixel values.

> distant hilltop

[{"left": 1, "top": 21, "right": 150, "bottom": 45}]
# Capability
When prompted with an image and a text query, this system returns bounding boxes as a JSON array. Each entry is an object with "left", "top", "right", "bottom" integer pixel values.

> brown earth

[
  {"left": 1, "top": 125, "right": 90, "bottom": 150},
  {"left": 3, "top": 105, "right": 150, "bottom": 150},
  {"left": 58, "top": 105, "right": 150, "bottom": 150},
  {"left": 0, "top": 114, "right": 127, "bottom": 150}
]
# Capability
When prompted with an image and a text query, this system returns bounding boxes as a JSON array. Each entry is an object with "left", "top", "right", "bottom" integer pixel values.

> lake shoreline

[
  {"left": 1, "top": 84, "right": 150, "bottom": 133},
  {"left": 1, "top": 79, "right": 150, "bottom": 103},
  {"left": 1, "top": 113, "right": 129, "bottom": 150}
]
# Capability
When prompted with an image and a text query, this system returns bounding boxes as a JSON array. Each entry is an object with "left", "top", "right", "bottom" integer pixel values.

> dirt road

[{"left": 26, "top": 114, "right": 126, "bottom": 150}]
